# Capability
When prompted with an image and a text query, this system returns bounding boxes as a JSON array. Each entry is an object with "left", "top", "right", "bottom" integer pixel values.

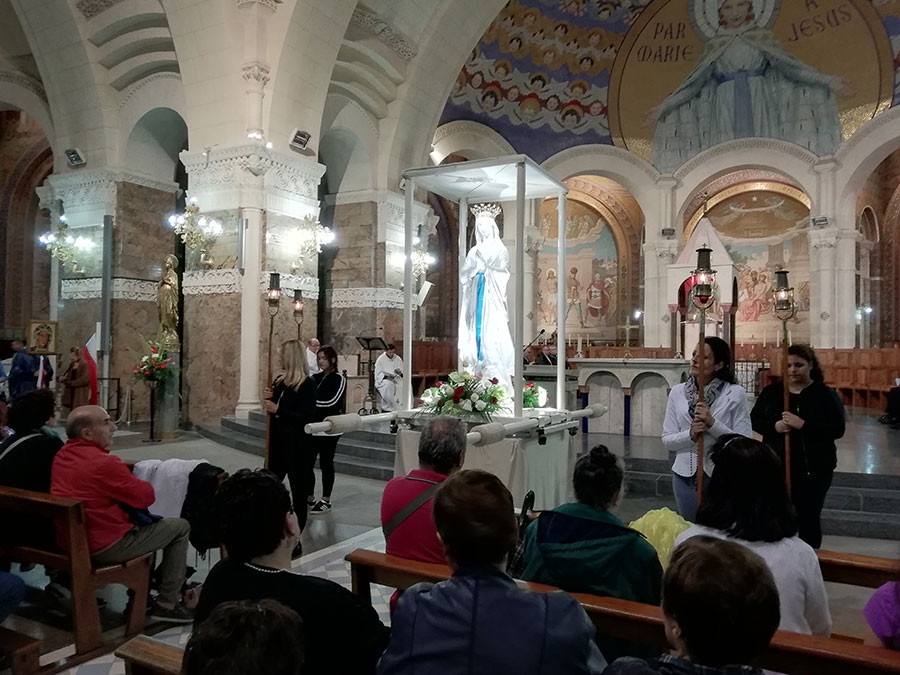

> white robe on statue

[
  {"left": 651, "top": 26, "right": 842, "bottom": 174},
  {"left": 458, "top": 211, "right": 515, "bottom": 393},
  {"left": 375, "top": 353, "right": 403, "bottom": 411}
]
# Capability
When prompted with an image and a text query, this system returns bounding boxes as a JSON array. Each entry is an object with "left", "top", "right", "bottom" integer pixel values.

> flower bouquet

[
  {"left": 132, "top": 338, "right": 177, "bottom": 384},
  {"left": 523, "top": 381, "right": 548, "bottom": 408},
  {"left": 420, "top": 370, "right": 507, "bottom": 421}
]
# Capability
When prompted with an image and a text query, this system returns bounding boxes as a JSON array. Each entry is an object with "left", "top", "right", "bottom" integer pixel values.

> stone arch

[
  {"left": 585, "top": 371, "right": 623, "bottom": 434},
  {"left": 380, "top": 0, "right": 509, "bottom": 187},
  {"left": 859, "top": 206, "right": 879, "bottom": 243},
  {"left": 837, "top": 106, "right": 900, "bottom": 216},
  {"left": 672, "top": 140, "right": 819, "bottom": 219},
  {"left": 319, "top": 95, "right": 378, "bottom": 195},
  {"left": 430, "top": 121, "right": 515, "bottom": 164},
  {"left": 0, "top": 74, "right": 54, "bottom": 146},
  {"left": 542, "top": 145, "right": 660, "bottom": 231},
  {"left": 630, "top": 372, "right": 668, "bottom": 437},
  {"left": 124, "top": 107, "right": 188, "bottom": 183},
  {"left": 117, "top": 73, "right": 186, "bottom": 170}
]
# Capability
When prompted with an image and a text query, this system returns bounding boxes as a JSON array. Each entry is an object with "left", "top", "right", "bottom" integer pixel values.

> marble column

[
  {"left": 809, "top": 228, "right": 838, "bottom": 348},
  {"left": 834, "top": 229, "right": 859, "bottom": 349},
  {"left": 859, "top": 240, "right": 874, "bottom": 347}
]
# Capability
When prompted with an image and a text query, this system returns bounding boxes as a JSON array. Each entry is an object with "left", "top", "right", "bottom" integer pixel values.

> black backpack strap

[{"left": 383, "top": 480, "right": 441, "bottom": 542}]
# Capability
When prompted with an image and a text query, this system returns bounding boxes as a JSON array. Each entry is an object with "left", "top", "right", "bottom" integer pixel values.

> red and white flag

[{"left": 83, "top": 333, "right": 99, "bottom": 405}]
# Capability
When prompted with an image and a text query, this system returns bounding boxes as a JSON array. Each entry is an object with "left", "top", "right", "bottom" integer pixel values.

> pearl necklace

[{"left": 243, "top": 562, "right": 285, "bottom": 574}]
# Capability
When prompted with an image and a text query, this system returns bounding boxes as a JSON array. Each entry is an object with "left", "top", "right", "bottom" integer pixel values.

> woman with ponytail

[{"left": 517, "top": 445, "right": 663, "bottom": 660}]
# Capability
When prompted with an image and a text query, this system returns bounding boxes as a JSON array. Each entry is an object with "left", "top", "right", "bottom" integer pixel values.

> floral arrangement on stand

[
  {"left": 132, "top": 339, "right": 177, "bottom": 384},
  {"left": 523, "top": 381, "right": 548, "bottom": 408},
  {"left": 420, "top": 370, "right": 507, "bottom": 421}
]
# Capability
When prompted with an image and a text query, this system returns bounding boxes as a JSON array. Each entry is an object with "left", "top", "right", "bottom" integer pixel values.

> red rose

[
  {"left": 490, "top": 377, "right": 499, "bottom": 384},
  {"left": 453, "top": 386, "right": 465, "bottom": 403},
  {"left": 436, "top": 400, "right": 444, "bottom": 407},
  {"left": 150, "top": 346, "right": 158, "bottom": 354},
  {"left": 436, "top": 381, "right": 443, "bottom": 387},
  {"left": 526, "top": 382, "right": 534, "bottom": 389},
  {"left": 491, "top": 397, "right": 498, "bottom": 404},
  {"left": 159, "top": 364, "right": 167, "bottom": 368}
]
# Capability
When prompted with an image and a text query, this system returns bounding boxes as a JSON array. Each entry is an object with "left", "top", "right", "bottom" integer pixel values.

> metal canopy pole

[
  {"left": 458, "top": 197, "right": 468, "bottom": 372},
  {"left": 403, "top": 180, "right": 414, "bottom": 410},
  {"left": 556, "top": 189, "right": 567, "bottom": 409},
  {"left": 514, "top": 161, "right": 525, "bottom": 417}
]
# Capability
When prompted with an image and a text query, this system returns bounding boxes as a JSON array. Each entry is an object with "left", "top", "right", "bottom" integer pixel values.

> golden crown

[{"left": 470, "top": 203, "right": 502, "bottom": 218}]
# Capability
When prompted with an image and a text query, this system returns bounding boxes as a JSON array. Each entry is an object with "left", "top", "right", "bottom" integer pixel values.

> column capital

[{"left": 181, "top": 145, "right": 325, "bottom": 217}]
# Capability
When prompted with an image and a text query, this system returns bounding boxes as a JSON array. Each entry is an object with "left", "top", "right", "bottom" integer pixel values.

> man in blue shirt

[{"left": 9, "top": 339, "right": 39, "bottom": 398}]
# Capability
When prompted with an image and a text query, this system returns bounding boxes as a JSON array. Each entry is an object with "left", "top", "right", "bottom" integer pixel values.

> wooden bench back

[
  {"left": 818, "top": 549, "right": 900, "bottom": 589},
  {"left": 345, "top": 548, "right": 900, "bottom": 674}
]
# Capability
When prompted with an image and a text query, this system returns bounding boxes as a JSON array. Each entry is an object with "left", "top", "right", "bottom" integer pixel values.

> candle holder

[
  {"left": 264, "top": 272, "right": 281, "bottom": 469},
  {"left": 772, "top": 269, "right": 795, "bottom": 496},
  {"left": 690, "top": 245, "right": 717, "bottom": 507},
  {"left": 292, "top": 288, "right": 304, "bottom": 340}
]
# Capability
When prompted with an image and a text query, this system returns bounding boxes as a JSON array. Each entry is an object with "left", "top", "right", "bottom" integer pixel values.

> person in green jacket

[{"left": 517, "top": 444, "right": 663, "bottom": 660}]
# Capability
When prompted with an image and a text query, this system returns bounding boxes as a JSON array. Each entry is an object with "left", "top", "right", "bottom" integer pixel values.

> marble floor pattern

[{"left": 2, "top": 414, "right": 897, "bottom": 674}]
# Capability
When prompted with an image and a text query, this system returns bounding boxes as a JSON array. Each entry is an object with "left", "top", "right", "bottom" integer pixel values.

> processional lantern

[
  {"left": 773, "top": 269, "right": 795, "bottom": 320},
  {"left": 266, "top": 272, "right": 282, "bottom": 309},
  {"left": 691, "top": 245, "right": 716, "bottom": 309},
  {"left": 264, "top": 270, "right": 282, "bottom": 470},
  {"left": 292, "top": 288, "right": 304, "bottom": 338}
]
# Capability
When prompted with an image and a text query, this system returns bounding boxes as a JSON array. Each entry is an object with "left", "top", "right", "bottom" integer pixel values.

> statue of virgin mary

[{"left": 459, "top": 203, "right": 515, "bottom": 391}]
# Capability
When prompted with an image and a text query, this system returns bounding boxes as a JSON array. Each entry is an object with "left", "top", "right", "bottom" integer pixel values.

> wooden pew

[
  {"left": 345, "top": 548, "right": 900, "bottom": 674},
  {"left": 818, "top": 549, "right": 900, "bottom": 589},
  {"left": 0, "top": 486, "right": 152, "bottom": 669},
  {"left": 115, "top": 635, "right": 183, "bottom": 675}
]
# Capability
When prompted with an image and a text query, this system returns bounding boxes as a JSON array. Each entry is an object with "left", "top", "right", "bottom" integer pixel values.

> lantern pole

[
  {"left": 773, "top": 270, "right": 796, "bottom": 496},
  {"left": 264, "top": 272, "right": 281, "bottom": 469},
  {"left": 691, "top": 245, "right": 716, "bottom": 507}
]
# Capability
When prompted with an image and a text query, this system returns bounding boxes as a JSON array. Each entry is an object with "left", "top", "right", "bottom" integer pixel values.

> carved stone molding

[
  {"left": 350, "top": 8, "right": 417, "bottom": 61},
  {"left": 257, "top": 272, "right": 320, "bottom": 300},
  {"left": 181, "top": 145, "right": 325, "bottom": 204},
  {"left": 76, "top": 0, "right": 126, "bottom": 19},
  {"left": 673, "top": 138, "right": 819, "bottom": 181},
  {"left": 237, "top": 0, "right": 282, "bottom": 9},
  {"left": 542, "top": 143, "right": 661, "bottom": 181},
  {"left": 431, "top": 120, "right": 515, "bottom": 154},
  {"left": 0, "top": 71, "right": 47, "bottom": 103},
  {"left": 46, "top": 169, "right": 176, "bottom": 212},
  {"left": 183, "top": 269, "right": 242, "bottom": 296},
  {"left": 329, "top": 287, "right": 406, "bottom": 309},
  {"left": 118, "top": 73, "right": 182, "bottom": 111},
  {"left": 242, "top": 62, "right": 271, "bottom": 88},
  {"left": 61, "top": 277, "right": 156, "bottom": 302},
  {"left": 325, "top": 189, "right": 433, "bottom": 243}
]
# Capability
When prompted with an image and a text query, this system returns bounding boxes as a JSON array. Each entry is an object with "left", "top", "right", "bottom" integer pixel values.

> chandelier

[
  {"left": 391, "top": 236, "right": 436, "bottom": 280},
  {"left": 167, "top": 198, "right": 223, "bottom": 250},
  {"left": 284, "top": 215, "right": 335, "bottom": 264},
  {"left": 38, "top": 215, "right": 95, "bottom": 272}
]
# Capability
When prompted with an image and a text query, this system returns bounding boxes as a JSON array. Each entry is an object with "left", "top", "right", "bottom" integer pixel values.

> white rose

[
  {"left": 475, "top": 400, "right": 486, "bottom": 411},
  {"left": 440, "top": 384, "right": 453, "bottom": 396},
  {"left": 470, "top": 393, "right": 479, "bottom": 402},
  {"left": 462, "top": 400, "right": 473, "bottom": 411}
]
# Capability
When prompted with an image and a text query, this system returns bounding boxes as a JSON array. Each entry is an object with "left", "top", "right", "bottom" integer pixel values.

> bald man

[
  {"left": 51, "top": 406, "right": 193, "bottom": 623},
  {"left": 307, "top": 338, "right": 321, "bottom": 375}
]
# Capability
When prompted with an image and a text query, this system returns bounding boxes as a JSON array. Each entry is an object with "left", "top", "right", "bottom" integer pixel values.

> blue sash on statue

[{"left": 475, "top": 271, "right": 485, "bottom": 360}]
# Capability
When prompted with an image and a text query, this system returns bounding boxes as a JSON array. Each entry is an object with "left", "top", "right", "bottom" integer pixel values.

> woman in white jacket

[{"left": 663, "top": 336, "right": 751, "bottom": 521}]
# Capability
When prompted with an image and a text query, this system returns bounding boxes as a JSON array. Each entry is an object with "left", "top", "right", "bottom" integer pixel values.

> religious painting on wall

[
  {"left": 28, "top": 319, "right": 57, "bottom": 355},
  {"left": 697, "top": 184, "right": 811, "bottom": 346},
  {"left": 440, "top": 0, "right": 900, "bottom": 169},
  {"left": 610, "top": 0, "right": 894, "bottom": 172},
  {"left": 536, "top": 199, "right": 619, "bottom": 341}
]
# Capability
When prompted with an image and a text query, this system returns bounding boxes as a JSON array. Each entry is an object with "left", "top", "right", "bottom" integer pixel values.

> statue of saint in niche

[{"left": 158, "top": 254, "right": 180, "bottom": 346}]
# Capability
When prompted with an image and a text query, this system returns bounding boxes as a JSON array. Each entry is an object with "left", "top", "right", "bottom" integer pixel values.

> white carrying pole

[
  {"left": 457, "top": 197, "right": 468, "bottom": 372},
  {"left": 556, "top": 189, "right": 567, "bottom": 409},
  {"left": 403, "top": 180, "right": 414, "bottom": 410},
  {"left": 514, "top": 161, "right": 525, "bottom": 417}
]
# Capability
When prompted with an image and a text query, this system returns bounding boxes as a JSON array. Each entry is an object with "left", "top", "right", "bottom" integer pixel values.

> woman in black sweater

[
  {"left": 750, "top": 345, "right": 845, "bottom": 548},
  {"left": 308, "top": 345, "right": 346, "bottom": 514},
  {"left": 264, "top": 340, "right": 317, "bottom": 533}
]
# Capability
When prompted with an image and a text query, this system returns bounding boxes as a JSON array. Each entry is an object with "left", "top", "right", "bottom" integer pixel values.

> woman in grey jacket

[{"left": 663, "top": 337, "right": 751, "bottom": 522}]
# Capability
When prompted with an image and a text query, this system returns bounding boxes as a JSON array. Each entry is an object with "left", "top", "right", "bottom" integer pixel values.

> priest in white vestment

[
  {"left": 307, "top": 338, "right": 321, "bottom": 375},
  {"left": 375, "top": 344, "right": 403, "bottom": 411}
]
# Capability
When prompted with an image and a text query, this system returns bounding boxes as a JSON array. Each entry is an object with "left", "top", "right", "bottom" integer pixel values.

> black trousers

[
  {"left": 308, "top": 435, "right": 339, "bottom": 499},
  {"left": 792, "top": 470, "right": 833, "bottom": 549},
  {"left": 269, "top": 432, "right": 309, "bottom": 532}
]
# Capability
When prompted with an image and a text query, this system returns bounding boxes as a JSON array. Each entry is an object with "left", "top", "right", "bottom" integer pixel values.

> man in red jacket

[{"left": 51, "top": 406, "right": 192, "bottom": 623}]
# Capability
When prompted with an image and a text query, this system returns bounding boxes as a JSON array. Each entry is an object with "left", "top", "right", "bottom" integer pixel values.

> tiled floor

[{"left": 4, "top": 413, "right": 899, "bottom": 674}]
